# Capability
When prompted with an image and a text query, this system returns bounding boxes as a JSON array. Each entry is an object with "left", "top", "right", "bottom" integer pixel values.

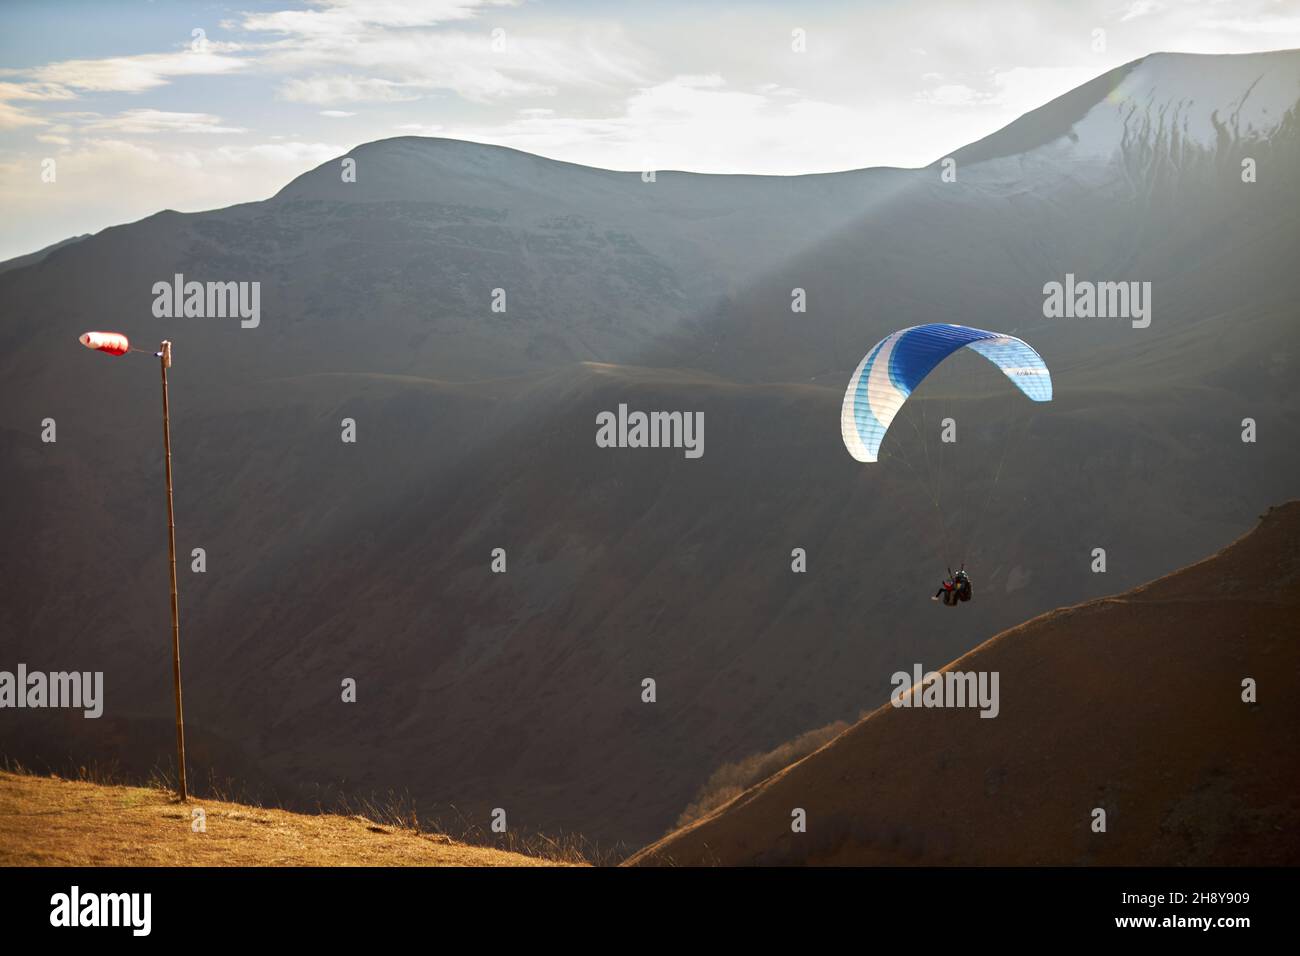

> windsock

[{"left": 79, "top": 331, "right": 131, "bottom": 356}]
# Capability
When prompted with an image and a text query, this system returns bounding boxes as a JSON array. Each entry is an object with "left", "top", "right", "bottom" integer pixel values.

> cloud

[
  {"left": 280, "top": 75, "right": 425, "bottom": 103},
  {"left": 0, "top": 100, "right": 46, "bottom": 129},
  {"left": 237, "top": 5, "right": 647, "bottom": 104},
  {"left": 917, "top": 83, "right": 984, "bottom": 107},
  {"left": 0, "top": 81, "right": 79, "bottom": 129},
  {"left": 396, "top": 123, "right": 446, "bottom": 135},
  {"left": 916, "top": 67, "right": 1099, "bottom": 114},
  {"left": 81, "top": 109, "right": 248, "bottom": 135},
  {"left": 0, "top": 137, "right": 346, "bottom": 254},
  {"left": 1119, "top": 1, "right": 1168, "bottom": 23},
  {"left": 1197, "top": 15, "right": 1300, "bottom": 35},
  {"left": 0, "top": 81, "right": 78, "bottom": 102},
  {"left": 234, "top": 0, "right": 498, "bottom": 37},
  {"left": 988, "top": 66, "right": 1104, "bottom": 116},
  {"left": 3, "top": 0, "right": 647, "bottom": 129},
  {"left": 431, "top": 74, "right": 877, "bottom": 174},
  {"left": 270, "top": 43, "right": 570, "bottom": 103},
  {"left": 320, "top": 109, "right": 357, "bottom": 117},
  {"left": 208, "top": 141, "right": 345, "bottom": 166},
  {"left": 21, "top": 50, "right": 247, "bottom": 94}
]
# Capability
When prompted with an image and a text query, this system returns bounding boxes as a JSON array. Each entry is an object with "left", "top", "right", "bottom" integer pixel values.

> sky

[{"left": 1, "top": 0, "right": 1298, "bottom": 261}]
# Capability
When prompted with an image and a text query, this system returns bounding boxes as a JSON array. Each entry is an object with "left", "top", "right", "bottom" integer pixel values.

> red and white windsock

[{"left": 79, "top": 331, "right": 131, "bottom": 356}]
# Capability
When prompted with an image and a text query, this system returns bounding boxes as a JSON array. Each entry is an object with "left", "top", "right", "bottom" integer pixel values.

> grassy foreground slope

[
  {"left": 0, "top": 771, "right": 572, "bottom": 866},
  {"left": 629, "top": 502, "right": 1300, "bottom": 866}
]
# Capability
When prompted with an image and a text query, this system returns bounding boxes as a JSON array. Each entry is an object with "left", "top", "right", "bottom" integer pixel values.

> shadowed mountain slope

[{"left": 628, "top": 501, "right": 1300, "bottom": 866}]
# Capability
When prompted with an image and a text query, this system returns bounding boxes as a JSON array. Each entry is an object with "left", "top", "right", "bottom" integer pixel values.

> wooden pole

[{"left": 159, "top": 340, "right": 187, "bottom": 801}]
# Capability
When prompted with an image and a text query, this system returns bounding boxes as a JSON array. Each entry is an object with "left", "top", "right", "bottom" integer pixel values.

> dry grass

[
  {"left": 0, "top": 770, "right": 579, "bottom": 867},
  {"left": 674, "top": 719, "right": 855, "bottom": 829}
]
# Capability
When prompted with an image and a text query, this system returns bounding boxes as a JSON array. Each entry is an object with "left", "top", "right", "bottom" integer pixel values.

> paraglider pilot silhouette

[{"left": 838, "top": 323, "right": 1053, "bottom": 605}]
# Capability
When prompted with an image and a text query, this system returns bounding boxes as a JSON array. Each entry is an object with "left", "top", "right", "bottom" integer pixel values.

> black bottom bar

[{"left": 1, "top": 866, "right": 1283, "bottom": 941}]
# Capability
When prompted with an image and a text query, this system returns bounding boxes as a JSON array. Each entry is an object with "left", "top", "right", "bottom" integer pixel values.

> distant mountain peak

[
  {"left": 272, "top": 134, "right": 619, "bottom": 205},
  {"left": 947, "top": 48, "right": 1300, "bottom": 169}
]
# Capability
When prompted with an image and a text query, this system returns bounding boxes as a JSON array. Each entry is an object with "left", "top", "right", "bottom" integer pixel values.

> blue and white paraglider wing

[{"left": 840, "top": 323, "right": 1052, "bottom": 463}]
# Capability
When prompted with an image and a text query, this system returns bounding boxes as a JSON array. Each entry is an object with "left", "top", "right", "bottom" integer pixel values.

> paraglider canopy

[
  {"left": 79, "top": 331, "right": 131, "bottom": 356},
  {"left": 841, "top": 323, "right": 1052, "bottom": 463}
]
